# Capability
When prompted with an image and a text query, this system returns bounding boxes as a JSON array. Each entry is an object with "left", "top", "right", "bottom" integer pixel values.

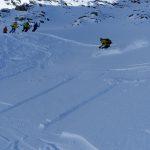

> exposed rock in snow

[{"left": 0, "top": 0, "right": 118, "bottom": 9}]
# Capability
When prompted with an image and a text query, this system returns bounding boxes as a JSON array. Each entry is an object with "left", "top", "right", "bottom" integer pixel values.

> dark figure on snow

[
  {"left": 32, "top": 22, "right": 39, "bottom": 32},
  {"left": 99, "top": 38, "right": 112, "bottom": 49},
  {"left": 10, "top": 22, "right": 18, "bottom": 33},
  {"left": 22, "top": 22, "right": 30, "bottom": 32},
  {"left": 3, "top": 26, "right": 8, "bottom": 33}
]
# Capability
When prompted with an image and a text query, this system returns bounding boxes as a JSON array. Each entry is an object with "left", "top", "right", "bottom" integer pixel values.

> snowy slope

[{"left": 0, "top": 1, "right": 150, "bottom": 150}]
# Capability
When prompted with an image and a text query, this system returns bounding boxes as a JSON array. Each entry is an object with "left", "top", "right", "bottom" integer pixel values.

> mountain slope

[{"left": 0, "top": 1, "right": 150, "bottom": 150}]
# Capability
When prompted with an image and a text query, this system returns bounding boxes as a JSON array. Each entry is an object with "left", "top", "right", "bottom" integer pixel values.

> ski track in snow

[
  {"left": 0, "top": 77, "right": 74, "bottom": 115},
  {"left": 0, "top": 34, "right": 52, "bottom": 82},
  {"left": 0, "top": 66, "right": 35, "bottom": 82},
  {"left": 7, "top": 34, "right": 52, "bottom": 56},
  {"left": 36, "top": 32, "right": 98, "bottom": 47},
  {"left": 110, "top": 62, "right": 150, "bottom": 71},
  {"left": 0, "top": 133, "right": 10, "bottom": 143},
  {"left": 43, "top": 82, "right": 117, "bottom": 128},
  {"left": 0, "top": 34, "right": 48, "bottom": 83},
  {"left": 0, "top": 101, "right": 13, "bottom": 106},
  {"left": 4, "top": 32, "right": 98, "bottom": 49},
  {"left": 0, "top": 126, "right": 36, "bottom": 150}
]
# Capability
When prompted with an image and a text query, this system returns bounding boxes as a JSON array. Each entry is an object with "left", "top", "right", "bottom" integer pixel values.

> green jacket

[{"left": 23, "top": 22, "right": 30, "bottom": 29}]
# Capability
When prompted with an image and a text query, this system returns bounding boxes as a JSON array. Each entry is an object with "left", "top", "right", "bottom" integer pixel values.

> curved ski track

[{"left": 0, "top": 77, "right": 74, "bottom": 115}]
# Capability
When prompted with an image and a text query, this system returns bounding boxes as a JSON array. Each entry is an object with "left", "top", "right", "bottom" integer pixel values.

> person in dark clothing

[
  {"left": 3, "top": 26, "right": 8, "bottom": 33},
  {"left": 32, "top": 22, "right": 39, "bottom": 32}
]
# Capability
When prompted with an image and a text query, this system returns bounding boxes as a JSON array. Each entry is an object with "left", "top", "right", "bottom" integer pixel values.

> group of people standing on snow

[{"left": 3, "top": 21, "right": 40, "bottom": 34}]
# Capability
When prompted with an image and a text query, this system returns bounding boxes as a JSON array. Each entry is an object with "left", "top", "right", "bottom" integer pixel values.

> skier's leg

[
  {"left": 12, "top": 29, "right": 15, "bottom": 33},
  {"left": 9, "top": 28, "right": 13, "bottom": 33},
  {"left": 99, "top": 45, "right": 102, "bottom": 49},
  {"left": 32, "top": 29, "right": 35, "bottom": 32},
  {"left": 25, "top": 28, "right": 28, "bottom": 32},
  {"left": 32, "top": 27, "right": 37, "bottom": 32},
  {"left": 99, "top": 45, "right": 104, "bottom": 49},
  {"left": 104, "top": 45, "right": 110, "bottom": 49}
]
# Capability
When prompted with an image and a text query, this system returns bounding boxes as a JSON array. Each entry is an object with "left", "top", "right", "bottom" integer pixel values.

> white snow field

[{"left": 0, "top": 1, "right": 150, "bottom": 150}]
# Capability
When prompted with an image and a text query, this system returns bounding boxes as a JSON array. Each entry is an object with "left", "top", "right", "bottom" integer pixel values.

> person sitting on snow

[{"left": 99, "top": 38, "right": 112, "bottom": 49}]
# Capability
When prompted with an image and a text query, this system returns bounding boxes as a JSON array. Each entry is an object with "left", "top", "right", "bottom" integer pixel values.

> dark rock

[{"left": 15, "top": 4, "right": 30, "bottom": 11}]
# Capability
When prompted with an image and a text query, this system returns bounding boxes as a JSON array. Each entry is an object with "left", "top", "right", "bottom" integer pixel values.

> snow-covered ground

[{"left": 0, "top": 1, "right": 150, "bottom": 150}]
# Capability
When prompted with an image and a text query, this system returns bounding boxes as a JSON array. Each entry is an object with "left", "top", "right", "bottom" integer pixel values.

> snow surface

[{"left": 0, "top": 1, "right": 150, "bottom": 150}]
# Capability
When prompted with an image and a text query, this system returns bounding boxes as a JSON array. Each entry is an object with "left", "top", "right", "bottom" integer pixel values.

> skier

[
  {"left": 10, "top": 22, "right": 18, "bottom": 33},
  {"left": 32, "top": 22, "right": 39, "bottom": 32},
  {"left": 3, "top": 26, "right": 8, "bottom": 33},
  {"left": 99, "top": 38, "right": 112, "bottom": 49},
  {"left": 22, "top": 22, "right": 30, "bottom": 32}
]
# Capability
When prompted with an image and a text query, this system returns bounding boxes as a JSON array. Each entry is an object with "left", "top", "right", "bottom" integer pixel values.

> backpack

[{"left": 106, "top": 39, "right": 112, "bottom": 45}]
